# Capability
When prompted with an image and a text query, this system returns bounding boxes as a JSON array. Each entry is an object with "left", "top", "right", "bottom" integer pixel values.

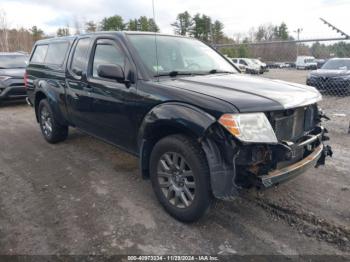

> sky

[{"left": 1, "top": 0, "right": 350, "bottom": 40}]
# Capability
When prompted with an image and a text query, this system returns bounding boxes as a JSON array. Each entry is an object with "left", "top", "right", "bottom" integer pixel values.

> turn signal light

[{"left": 218, "top": 114, "right": 241, "bottom": 136}]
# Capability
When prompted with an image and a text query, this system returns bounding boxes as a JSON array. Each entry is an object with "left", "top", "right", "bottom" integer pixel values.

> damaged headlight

[{"left": 218, "top": 113, "right": 278, "bottom": 144}]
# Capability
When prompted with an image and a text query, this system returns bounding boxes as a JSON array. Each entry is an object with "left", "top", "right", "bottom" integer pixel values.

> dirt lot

[{"left": 0, "top": 69, "right": 349, "bottom": 256}]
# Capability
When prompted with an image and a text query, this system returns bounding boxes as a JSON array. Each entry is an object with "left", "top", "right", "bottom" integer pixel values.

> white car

[
  {"left": 232, "top": 58, "right": 261, "bottom": 74},
  {"left": 296, "top": 56, "right": 317, "bottom": 70},
  {"left": 252, "top": 59, "right": 268, "bottom": 73}
]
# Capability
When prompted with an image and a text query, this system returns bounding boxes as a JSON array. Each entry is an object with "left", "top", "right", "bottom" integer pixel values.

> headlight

[
  {"left": 0, "top": 76, "right": 11, "bottom": 81},
  {"left": 218, "top": 113, "right": 278, "bottom": 143}
]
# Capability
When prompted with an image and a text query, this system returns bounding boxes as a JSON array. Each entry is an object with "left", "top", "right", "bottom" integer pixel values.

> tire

[
  {"left": 38, "top": 99, "right": 68, "bottom": 143},
  {"left": 150, "top": 134, "right": 212, "bottom": 222}
]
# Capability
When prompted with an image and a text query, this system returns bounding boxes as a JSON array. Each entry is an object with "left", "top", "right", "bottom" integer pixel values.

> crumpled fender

[
  {"left": 138, "top": 102, "right": 241, "bottom": 200},
  {"left": 138, "top": 102, "right": 216, "bottom": 177}
]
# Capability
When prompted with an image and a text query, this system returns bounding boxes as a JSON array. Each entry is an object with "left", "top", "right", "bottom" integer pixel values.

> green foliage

[
  {"left": 99, "top": 15, "right": 159, "bottom": 32},
  {"left": 220, "top": 47, "right": 236, "bottom": 58},
  {"left": 311, "top": 41, "right": 350, "bottom": 58},
  {"left": 171, "top": 11, "right": 193, "bottom": 36},
  {"left": 238, "top": 44, "right": 250, "bottom": 57},
  {"left": 275, "top": 22, "right": 289, "bottom": 40},
  {"left": 125, "top": 17, "right": 159, "bottom": 32},
  {"left": 57, "top": 27, "right": 70, "bottom": 37},
  {"left": 85, "top": 21, "right": 97, "bottom": 33},
  {"left": 101, "top": 15, "right": 125, "bottom": 31},
  {"left": 127, "top": 19, "right": 138, "bottom": 31},
  {"left": 30, "top": 26, "right": 44, "bottom": 41},
  {"left": 330, "top": 42, "right": 350, "bottom": 57},
  {"left": 191, "top": 13, "right": 212, "bottom": 42},
  {"left": 212, "top": 20, "right": 224, "bottom": 43}
]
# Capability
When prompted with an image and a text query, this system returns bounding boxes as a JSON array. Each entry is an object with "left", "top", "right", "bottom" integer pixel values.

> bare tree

[
  {"left": 0, "top": 10, "right": 9, "bottom": 52},
  {"left": 73, "top": 17, "right": 81, "bottom": 35}
]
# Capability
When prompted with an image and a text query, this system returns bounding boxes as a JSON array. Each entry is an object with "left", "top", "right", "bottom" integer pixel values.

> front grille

[
  {"left": 267, "top": 104, "right": 318, "bottom": 142},
  {"left": 308, "top": 77, "right": 350, "bottom": 91}
]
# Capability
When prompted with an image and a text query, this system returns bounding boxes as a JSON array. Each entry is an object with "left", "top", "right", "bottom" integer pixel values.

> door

[
  {"left": 65, "top": 37, "right": 93, "bottom": 129},
  {"left": 83, "top": 38, "right": 138, "bottom": 150}
]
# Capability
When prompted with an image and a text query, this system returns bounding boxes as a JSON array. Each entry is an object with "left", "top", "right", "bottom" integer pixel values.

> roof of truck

[{"left": 34, "top": 31, "right": 189, "bottom": 45}]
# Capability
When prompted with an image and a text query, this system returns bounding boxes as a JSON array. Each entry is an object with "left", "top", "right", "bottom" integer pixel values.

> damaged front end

[{"left": 202, "top": 104, "right": 332, "bottom": 200}]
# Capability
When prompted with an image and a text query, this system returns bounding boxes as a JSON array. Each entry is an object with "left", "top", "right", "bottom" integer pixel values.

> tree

[
  {"left": 30, "top": 26, "right": 44, "bottom": 41},
  {"left": 127, "top": 19, "right": 138, "bottom": 31},
  {"left": 191, "top": 13, "right": 212, "bottom": 42},
  {"left": 212, "top": 20, "right": 224, "bottom": 44},
  {"left": 85, "top": 21, "right": 97, "bottom": 32},
  {"left": 0, "top": 10, "right": 9, "bottom": 51},
  {"left": 101, "top": 15, "right": 125, "bottom": 31},
  {"left": 171, "top": 11, "right": 193, "bottom": 36},
  {"left": 255, "top": 24, "right": 275, "bottom": 41},
  {"left": 57, "top": 27, "right": 70, "bottom": 37},
  {"left": 220, "top": 47, "right": 236, "bottom": 58},
  {"left": 126, "top": 17, "right": 159, "bottom": 32},
  {"left": 148, "top": 18, "right": 159, "bottom": 32},
  {"left": 275, "top": 22, "right": 289, "bottom": 40},
  {"left": 238, "top": 44, "right": 250, "bottom": 57}
]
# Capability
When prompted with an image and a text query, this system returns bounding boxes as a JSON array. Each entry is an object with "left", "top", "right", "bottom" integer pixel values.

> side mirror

[{"left": 97, "top": 64, "right": 125, "bottom": 82}]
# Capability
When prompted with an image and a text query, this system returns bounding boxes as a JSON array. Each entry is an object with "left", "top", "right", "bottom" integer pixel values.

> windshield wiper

[
  {"left": 155, "top": 71, "right": 202, "bottom": 77},
  {"left": 208, "top": 69, "right": 234, "bottom": 74}
]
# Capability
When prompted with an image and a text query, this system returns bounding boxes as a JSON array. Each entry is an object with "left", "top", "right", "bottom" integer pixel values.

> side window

[
  {"left": 240, "top": 60, "right": 247, "bottom": 66},
  {"left": 92, "top": 41, "right": 125, "bottom": 78},
  {"left": 45, "top": 42, "right": 69, "bottom": 65},
  {"left": 71, "top": 38, "right": 91, "bottom": 73},
  {"left": 31, "top": 45, "right": 48, "bottom": 63},
  {"left": 232, "top": 59, "right": 237, "bottom": 63}
]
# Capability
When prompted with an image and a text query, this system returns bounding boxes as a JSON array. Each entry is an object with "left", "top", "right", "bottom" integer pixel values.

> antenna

[{"left": 152, "top": 0, "right": 160, "bottom": 79}]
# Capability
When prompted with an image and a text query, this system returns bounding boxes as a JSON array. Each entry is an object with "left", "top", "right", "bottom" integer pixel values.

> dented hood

[{"left": 164, "top": 74, "right": 322, "bottom": 112}]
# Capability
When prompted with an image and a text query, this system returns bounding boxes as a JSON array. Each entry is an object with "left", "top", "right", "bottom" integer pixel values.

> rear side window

[
  {"left": 45, "top": 42, "right": 69, "bottom": 65},
  {"left": 71, "top": 38, "right": 91, "bottom": 73},
  {"left": 31, "top": 45, "right": 48, "bottom": 63}
]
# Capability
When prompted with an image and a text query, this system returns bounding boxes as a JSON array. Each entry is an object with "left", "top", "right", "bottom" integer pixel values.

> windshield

[
  {"left": 127, "top": 34, "right": 237, "bottom": 76},
  {"left": 322, "top": 59, "right": 350, "bottom": 70},
  {"left": 0, "top": 55, "right": 28, "bottom": 69},
  {"left": 305, "top": 58, "right": 315, "bottom": 63}
]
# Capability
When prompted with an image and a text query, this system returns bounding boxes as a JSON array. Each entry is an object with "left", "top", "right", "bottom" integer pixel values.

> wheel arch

[
  {"left": 137, "top": 102, "right": 216, "bottom": 179},
  {"left": 34, "top": 82, "right": 68, "bottom": 126}
]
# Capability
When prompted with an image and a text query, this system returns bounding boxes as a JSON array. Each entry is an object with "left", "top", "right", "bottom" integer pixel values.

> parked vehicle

[
  {"left": 0, "top": 52, "right": 28, "bottom": 103},
  {"left": 296, "top": 56, "right": 317, "bottom": 70},
  {"left": 232, "top": 58, "right": 261, "bottom": 74},
  {"left": 26, "top": 32, "right": 332, "bottom": 222},
  {"left": 306, "top": 58, "right": 350, "bottom": 95},
  {"left": 252, "top": 59, "right": 268, "bottom": 73},
  {"left": 315, "top": 59, "right": 326, "bottom": 69},
  {"left": 229, "top": 58, "right": 246, "bottom": 73}
]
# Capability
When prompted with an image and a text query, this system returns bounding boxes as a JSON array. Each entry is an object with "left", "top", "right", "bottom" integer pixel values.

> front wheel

[
  {"left": 150, "top": 134, "right": 212, "bottom": 222},
  {"left": 38, "top": 99, "right": 68, "bottom": 143}
]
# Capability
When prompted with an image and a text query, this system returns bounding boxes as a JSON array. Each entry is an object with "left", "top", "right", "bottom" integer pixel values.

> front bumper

[
  {"left": 252, "top": 125, "right": 332, "bottom": 189},
  {"left": 0, "top": 85, "right": 27, "bottom": 100},
  {"left": 258, "top": 143, "right": 323, "bottom": 188}
]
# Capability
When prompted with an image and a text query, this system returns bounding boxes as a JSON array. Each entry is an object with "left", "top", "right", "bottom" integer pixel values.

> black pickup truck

[{"left": 26, "top": 32, "right": 332, "bottom": 222}]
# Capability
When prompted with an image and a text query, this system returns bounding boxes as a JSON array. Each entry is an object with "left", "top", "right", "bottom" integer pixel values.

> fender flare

[
  {"left": 34, "top": 80, "right": 68, "bottom": 126},
  {"left": 137, "top": 102, "right": 241, "bottom": 199},
  {"left": 137, "top": 102, "right": 216, "bottom": 177}
]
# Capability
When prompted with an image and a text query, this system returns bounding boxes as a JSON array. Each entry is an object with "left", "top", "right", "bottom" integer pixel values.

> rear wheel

[
  {"left": 150, "top": 134, "right": 211, "bottom": 222},
  {"left": 38, "top": 99, "right": 68, "bottom": 143}
]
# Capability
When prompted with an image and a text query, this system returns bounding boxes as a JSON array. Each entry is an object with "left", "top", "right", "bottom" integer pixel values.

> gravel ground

[{"left": 0, "top": 70, "right": 349, "bottom": 257}]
